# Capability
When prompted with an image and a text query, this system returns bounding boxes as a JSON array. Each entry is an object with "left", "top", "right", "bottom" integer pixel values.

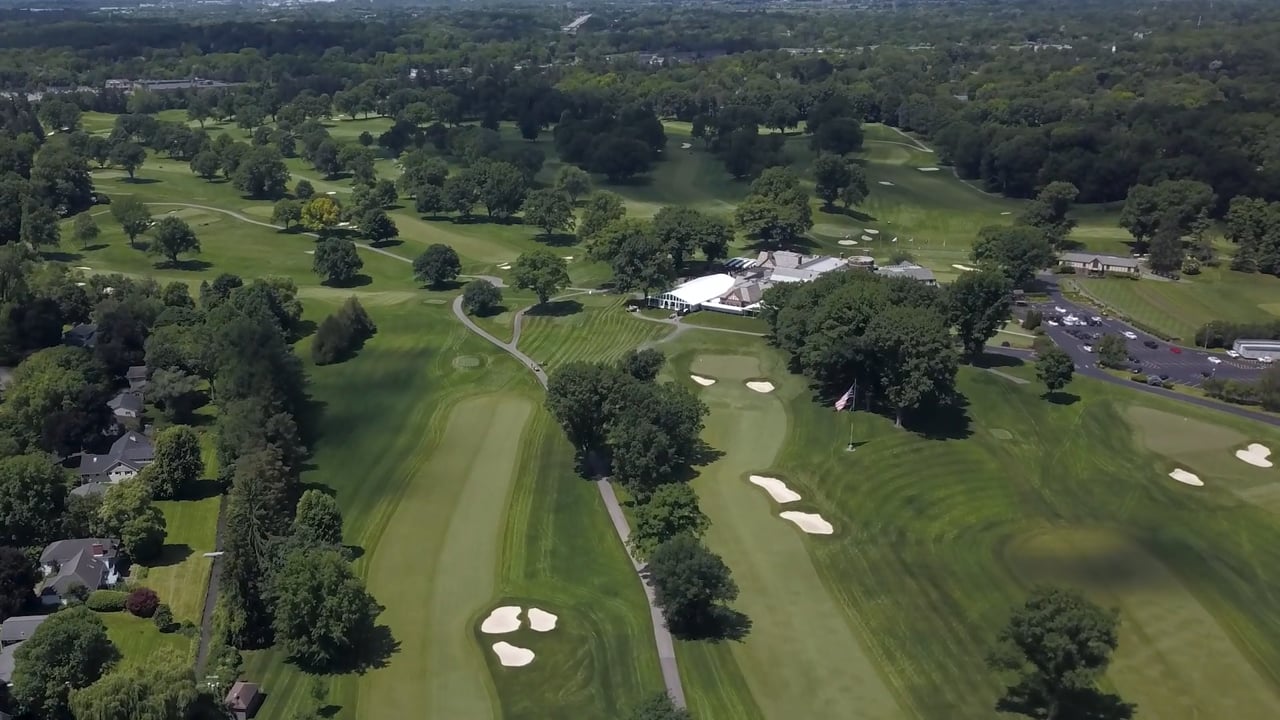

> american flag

[{"left": 834, "top": 384, "right": 855, "bottom": 412}]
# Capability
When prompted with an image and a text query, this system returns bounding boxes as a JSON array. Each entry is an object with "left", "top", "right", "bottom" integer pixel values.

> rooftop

[
  {"left": 40, "top": 538, "right": 119, "bottom": 598},
  {"left": 75, "top": 431, "right": 154, "bottom": 481},
  {"left": 226, "top": 680, "right": 262, "bottom": 712},
  {"left": 875, "top": 262, "right": 937, "bottom": 282},
  {"left": 0, "top": 615, "right": 47, "bottom": 645},
  {"left": 108, "top": 390, "right": 144, "bottom": 414},
  {"left": 663, "top": 274, "right": 738, "bottom": 306},
  {"left": 1059, "top": 252, "right": 1140, "bottom": 269},
  {"left": 0, "top": 642, "right": 19, "bottom": 683}
]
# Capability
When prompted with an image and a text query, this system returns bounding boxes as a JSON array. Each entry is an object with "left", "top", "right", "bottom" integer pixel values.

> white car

[
  {"left": 1122, "top": 331, "right": 1138, "bottom": 340},
  {"left": 1082, "top": 344, "right": 1094, "bottom": 353},
  {"left": 1226, "top": 350, "right": 1240, "bottom": 358},
  {"left": 1261, "top": 356, "right": 1274, "bottom": 364},
  {"left": 1208, "top": 356, "right": 1222, "bottom": 365},
  {"left": 1054, "top": 306, "right": 1066, "bottom": 314},
  {"left": 1091, "top": 316, "right": 1102, "bottom": 323},
  {"left": 1046, "top": 320, "right": 1059, "bottom": 326}
]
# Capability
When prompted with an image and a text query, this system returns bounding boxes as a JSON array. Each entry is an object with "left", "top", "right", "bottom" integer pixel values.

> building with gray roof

[
  {"left": 875, "top": 261, "right": 938, "bottom": 286},
  {"left": 72, "top": 431, "right": 154, "bottom": 485},
  {"left": 38, "top": 538, "right": 120, "bottom": 605},
  {"left": 0, "top": 616, "right": 46, "bottom": 646},
  {"left": 0, "top": 641, "right": 20, "bottom": 684}
]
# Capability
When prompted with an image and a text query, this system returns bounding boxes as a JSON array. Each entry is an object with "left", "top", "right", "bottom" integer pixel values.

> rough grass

[
  {"left": 101, "top": 612, "right": 192, "bottom": 667},
  {"left": 145, "top": 497, "right": 220, "bottom": 625},
  {"left": 518, "top": 294, "right": 672, "bottom": 369}
]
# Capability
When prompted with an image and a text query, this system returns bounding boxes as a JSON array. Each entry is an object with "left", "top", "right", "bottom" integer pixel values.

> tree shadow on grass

[
  {"left": 745, "top": 235, "right": 818, "bottom": 253},
  {"left": 818, "top": 206, "right": 876, "bottom": 223},
  {"left": 149, "top": 543, "right": 193, "bottom": 568},
  {"left": 305, "top": 624, "right": 400, "bottom": 675},
  {"left": 525, "top": 299, "right": 583, "bottom": 317},
  {"left": 318, "top": 705, "right": 342, "bottom": 719},
  {"left": 368, "top": 239, "right": 403, "bottom": 248},
  {"left": 537, "top": 232, "right": 578, "bottom": 247},
  {"left": 157, "top": 258, "right": 213, "bottom": 272},
  {"left": 665, "top": 606, "right": 753, "bottom": 642},
  {"left": 910, "top": 394, "right": 973, "bottom": 441},
  {"left": 423, "top": 279, "right": 464, "bottom": 293},
  {"left": 42, "top": 250, "right": 84, "bottom": 263},
  {"left": 973, "top": 352, "right": 1026, "bottom": 369},
  {"left": 468, "top": 303, "right": 507, "bottom": 318},
  {"left": 322, "top": 274, "right": 373, "bottom": 288},
  {"left": 178, "top": 478, "right": 224, "bottom": 501},
  {"left": 1044, "top": 391, "right": 1081, "bottom": 406},
  {"left": 124, "top": 177, "right": 162, "bottom": 185}
]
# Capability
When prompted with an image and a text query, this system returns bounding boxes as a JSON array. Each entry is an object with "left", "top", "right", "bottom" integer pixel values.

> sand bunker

[
  {"left": 1169, "top": 469, "right": 1204, "bottom": 487},
  {"left": 745, "top": 381, "right": 775, "bottom": 393},
  {"left": 527, "top": 608, "right": 558, "bottom": 632},
  {"left": 990, "top": 428, "right": 1013, "bottom": 440},
  {"left": 497, "top": 263, "right": 511, "bottom": 270},
  {"left": 838, "top": 239, "right": 857, "bottom": 246},
  {"left": 680, "top": 142, "right": 692, "bottom": 149},
  {"left": 1000, "top": 211, "right": 1012, "bottom": 215},
  {"left": 562, "top": 255, "right": 574, "bottom": 260},
  {"left": 1236, "top": 443, "right": 1274, "bottom": 468},
  {"left": 780, "top": 511, "right": 834, "bottom": 535},
  {"left": 917, "top": 167, "right": 940, "bottom": 172},
  {"left": 304, "top": 250, "right": 315, "bottom": 255},
  {"left": 491, "top": 642, "right": 535, "bottom": 667},
  {"left": 325, "top": 191, "right": 337, "bottom": 195},
  {"left": 860, "top": 234, "right": 873, "bottom": 242},
  {"left": 480, "top": 606, "right": 522, "bottom": 634},
  {"left": 690, "top": 374, "right": 716, "bottom": 386},
  {"left": 749, "top": 475, "right": 801, "bottom": 504},
  {"left": 74, "top": 266, "right": 92, "bottom": 270},
  {"left": 864, "top": 229, "right": 880, "bottom": 235},
  {"left": 951, "top": 264, "right": 977, "bottom": 271},
  {"left": 878, "top": 180, "right": 894, "bottom": 186}
]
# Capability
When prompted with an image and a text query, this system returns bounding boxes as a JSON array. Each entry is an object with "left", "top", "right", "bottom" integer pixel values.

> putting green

[
  {"left": 1006, "top": 527, "right": 1280, "bottom": 719},
  {"left": 686, "top": 354, "right": 903, "bottom": 719},
  {"left": 360, "top": 393, "right": 534, "bottom": 720}
]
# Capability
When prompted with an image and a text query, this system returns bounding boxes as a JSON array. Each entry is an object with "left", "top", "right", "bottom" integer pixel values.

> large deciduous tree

[
  {"left": 269, "top": 548, "right": 382, "bottom": 670},
  {"left": 313, "top": 237, "right": 363, "bottom": 286},
  {"left": 68, "top": 646, "right": 197, "bottom": 720},
  {"left": 110, "top": 195, "right": 152, "bottom": 249},
  {"left": 461, "top": 279, "right": 502, "bottom": 316},
  {"left": 971, "top": 225, "right": 1055, "bottom": 288},
  {"left": 629, "top": 483, "right": 710, "bottom": 559},
  {"left": 1035, "top": 347, "right": 1075, "bottom": 396},
  {"left": 293, "top": 489, "right": 344, "bottom": 547},
  {"left": 144, "top": 425, "right": 204, "bottom": 500},
  {"left": 0, "top": 545, "right": 38, "bottom": 620},
  {"left": 1, "top": 345, "right": 113, "bottom": 455},
  {"left": 108, "top": 141, "right": 146, "bottom": 180},
  {"left": 1018, "top": 182, "right": 1079, "bottom": 248},
  {"left": 590, "top": 219, "right": 674, "bottom": 299},
  {"left": 147, "top": 216, "right": 201, "bottom": 266},
  {"left": 412, "top": 243, "right": 461, "bottom": 288},
  {"left": 359, "top": 208, "right": 399, "bottom": 246},
  {"left": 652, "top": 206, "right": 732, "bottom": 270},
  {"left": 554, "top": 165, "right": 591, "bottom": 203},
  {"left": 648, "top": 534, "right": 740, "bottom": 639},
  {"left": 11, "top": 606, "right": 117, "bottom": 720},
  {"left": 987, "top": 586, "right": 1132, "bottom": 720},
  {"left": 577, "top": 191, "right": 625, "bottom": 243},
  {"left": 521, "top": 188, "right": 575, "bottom": 237},
  {"left": 947, "top": 269, "right": 1013, "bottom": 360},
  {"left": 93, "top": 480, "right": 166, "bottom": 561},
  {"left": 300, "top": 197, "right": 340, "bottom": 233},
  {"left": 864, "top": 305, "right": 958, "bottom": 427},
  {"left": 232, "top": 146, "right": 290, "bottom": 199},
  {"left": 511, "top": 248, "right": 570, "bottom": 305}
]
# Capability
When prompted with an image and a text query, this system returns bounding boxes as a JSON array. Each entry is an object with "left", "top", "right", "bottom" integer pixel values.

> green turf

[
  {"left": 144, "top": 496, "right": 220, "bottom": 625},
  {"left": 101, "top": 612, "right": 193, "bottom": 667},
  {"left": 518, "top": 293, "right": 672, "bottom": 369}
]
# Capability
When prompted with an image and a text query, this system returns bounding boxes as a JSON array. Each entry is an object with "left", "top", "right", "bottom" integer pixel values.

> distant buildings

[
  {"left": 104, "top": 78, "right": 241, "bottom": 93},
  {"left": 1058, "top": 252, "right": 1141, "bottom": 278},
  {"left": 874, "top": 261, "right": 938, "bottom": 286},
  {"left": 38, "top": 538, "right": 121, "bottom": 606},
  {"left": 561, "top": 13, "right": 591, "bottom": 35}
]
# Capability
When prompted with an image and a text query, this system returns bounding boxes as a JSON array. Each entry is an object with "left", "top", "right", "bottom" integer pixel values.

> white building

[{"left": 652, "top": 274, "right": 739, "bottom": 314}]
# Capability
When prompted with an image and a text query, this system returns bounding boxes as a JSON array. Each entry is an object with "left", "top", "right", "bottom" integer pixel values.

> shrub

[
  {"left": 152, "top": 603, "right": 175, "bottom": 632},
  {"left": 311, "top": 296, "right": 377, "bottom": 365},
  {"left": 86, "top": 590, "right": 127, "bottom": 612},
  {"left": 1022, "top": 309, "right": 1042, "bottom": 330},
  {"left": 461, "top": 279, "right": 503, "bottom": 316},
  {"left": 125, "top": 587, "right": 160, "bottom": 617}
]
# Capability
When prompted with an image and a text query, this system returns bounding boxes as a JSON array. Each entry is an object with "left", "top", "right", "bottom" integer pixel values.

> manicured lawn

[
  {"left": 519, "top": 293, "right": 672, "bottom": 369},
  {"left": 145, "top": 496, "right": 221, "bottom": 625},
  {"left": 101, "top": 612, "right": 192, "bottom": 667},
  {"left": 1077, "top": 266, "right": 1280, "bottom": 341},
  {"left": 680, "top": 312, "right": 766, "bottom": 334}
]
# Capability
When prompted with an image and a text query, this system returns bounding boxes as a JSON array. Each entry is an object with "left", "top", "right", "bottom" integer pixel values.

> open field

[
  {"left": 145, "top": 496, "right": 220, "bottom": 625},
  {"left": 101, "top": 612, "right": 193, "bottom": 667},
  {"left": 1076, "top": 266, "right": 1280, "bottom": 341}
]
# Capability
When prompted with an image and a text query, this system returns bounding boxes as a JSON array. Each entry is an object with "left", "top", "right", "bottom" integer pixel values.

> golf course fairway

[
  {"left": 684, "top": 354, "right": 903, "bottom": 719},
  {"left": 361, "top": 393, "right": 534, "bottom": 720}
]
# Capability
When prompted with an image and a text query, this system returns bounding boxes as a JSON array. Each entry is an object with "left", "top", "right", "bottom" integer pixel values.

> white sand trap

[
  {"left": 74, "top": 266, "right": 92, "bottom": 270},
  {"left": 562, "top": 255, "right": 574, "bottom": 260},
  {"left": 1236, "top": 443, "right": 1274, "bottom": 468},
  {"left": 1000, "top": 211, "right": 1013, "bottom": 215},
  {"left": 1169, "top": 469, "right": 1204, "bottom": 487},
  {"left": 304, "top": 250, "right": 315, "bottom": 255},
  {"left": 878, "top": 181, "right": 894, "bottom": 186},
  {"left": 864, "top": 229, "right": 880, "bottom": 235},
  {"left": 745, "top": 381, "right": 775, "bottom": 393},
  {"left": 780, "top": 511, "right": 834, "bottom": 535},
  {"left": 480, "top": 606, "right": 522, "bottom": 634},
  {"left": 491, "top": 642, "right": 535, "bottom": 667},
  {"left": 680, "top": 142, "right": 692, "bottom": 149},
  {"left": 527, "top": 608, "right": 558, "bottom": 632},
  {"left": 325, "top": 191, "right": 337, "bottom": 195},
  {"left": 838, "top": 239, "right": 857, "bottom": 246},
  {"left": 497, "top": 263, "right": 511, "bottom": 270},
  {"left": 690, "top": 374, "right": 716, "bottom": 386},
  {"left": 917, "top": 167, "right": 940, "bottom": 172},
  {"left": 860, "top": 234, "right": 873, "bottom": 242},
  {"left": 951, "top": 264, "right": 977, "bottom": 271},
  {"left": 749, "top": 475, "right": 801, "bottom": 504}
]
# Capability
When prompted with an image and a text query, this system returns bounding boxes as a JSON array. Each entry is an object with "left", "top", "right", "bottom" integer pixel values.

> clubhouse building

[{"left": 1058, "top": 252, "right": 1142, "bottom": 277}]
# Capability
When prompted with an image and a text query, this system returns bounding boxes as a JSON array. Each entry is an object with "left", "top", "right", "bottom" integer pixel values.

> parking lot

[{"left": 1024, "top": 281, "right": 1270, "bottom": 388}]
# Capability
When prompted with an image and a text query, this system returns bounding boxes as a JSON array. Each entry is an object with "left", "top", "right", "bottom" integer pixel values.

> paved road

[
  {"left": 450, "top": 294, "right": 687, "bottom": 707},
  {"left": 1032, "top": 275, "right": 1268, "bottom": 389}
]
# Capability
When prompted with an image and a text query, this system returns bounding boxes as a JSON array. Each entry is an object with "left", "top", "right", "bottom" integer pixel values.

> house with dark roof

[
  {"left": 63, "top": 323, "right": 97, "bottom": 348},
  {"left": 108, "top": 390, "right": 144, "bottom": 422},
  {"left": 1058, "top": 252, "right": 1141, "bottom": 277},
  {"left": 38, "top": 539, "right": 120, "bottom": 605},
  {"left": 71, "top": 431, "right": 154, "bottom": 487},
  {"left": 125, "top": 365, "right": 149, "bottom": 391},
  {"left": 0, "top": 616, "right": 47, "bottom": 646},
  {"left": 875, "top": 261, "right": 938, "bottom": 286},
  {"left": 225, "top": 680, "right": 264, "bottom": 720}
]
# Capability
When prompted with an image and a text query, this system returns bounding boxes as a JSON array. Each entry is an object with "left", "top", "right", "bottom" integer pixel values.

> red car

[{"left": 1170, "top": 346, "right": 1183, "bottom": 354}]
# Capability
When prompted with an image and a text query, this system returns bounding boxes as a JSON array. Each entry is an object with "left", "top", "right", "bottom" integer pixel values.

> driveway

[{"left": 1029, "top": 276, "right": 1269, "bottom": 389}]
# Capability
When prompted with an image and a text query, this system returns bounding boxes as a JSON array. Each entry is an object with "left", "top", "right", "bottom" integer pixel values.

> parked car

[
  {"left": 1122, "top": 331, "right": 1138, "bottom": 340},
  {"left": 1208, "top": 356, "right": 1222, "bottom": 365},
  {"left": 1226, "top": 350, "right": 1240, "bottom": 358},
  {"left": 1054, "top": 306, "right": 1066, "bottom": 313},
  {"left": 1143, "top": 340, "right": 1159, "bottom": 349},
  {"left": 1262, "top": 356, "right": 1274, "bottom": 364},
  {"left": 1082, "top": 345, "right": 1094, "bottom": 353},
  {"left": 1159, "top": 374, "right": 1170, "bottom": 380},
  {"left": 1170, "top": 346, "right": 1183, "bottom": 354}
]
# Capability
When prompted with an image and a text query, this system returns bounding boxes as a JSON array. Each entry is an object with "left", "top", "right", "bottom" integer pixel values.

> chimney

[{"left": 91, "top": 543, "right": 104, "bottom": 557}]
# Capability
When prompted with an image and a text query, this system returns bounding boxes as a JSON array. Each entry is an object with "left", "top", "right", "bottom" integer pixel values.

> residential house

[
  {"left": 63, "top": 323, "right": 97, "bottom": 348},
  {"left": 1058, "top": 252, "right": 1141, "bottom": 278},
  {"left": 225, "top": 680, "right": 264, "bottom": 720},
  {"left": 71, "top": 431, "right": 154, "bottom": 492},
  {"left": 875, "top": 261, "right": 938, "bottom": 286},
  {"left": 125, "top": 365, "right": 149, "bottom": 391},
  {"left": 38, "top": 538, "right": 120, "bottom": 605},
  {"left": 108, "top": 390, "right": 144, "bottom": 424},
  {"left": 0, "top": 616, "right": 47, "bottom": 646}
]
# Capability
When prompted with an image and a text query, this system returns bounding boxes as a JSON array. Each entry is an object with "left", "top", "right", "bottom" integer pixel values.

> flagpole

[{"left": 846, "top": 379, "right": 857, "bottom": 452}]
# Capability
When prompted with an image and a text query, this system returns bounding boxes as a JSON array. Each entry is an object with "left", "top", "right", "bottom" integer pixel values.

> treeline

[
  {"left": 545, "top": 351, "right": 746, "bottom": 639},
  {"left": 312, "top": 297, "right": 377, "bottom": 365},
  {"left": 1202, "top": 367, "right": 1280, "bottom": 412},
  {"left": 1194, "top": 319, "right": 1280, "bottom": 349}
]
